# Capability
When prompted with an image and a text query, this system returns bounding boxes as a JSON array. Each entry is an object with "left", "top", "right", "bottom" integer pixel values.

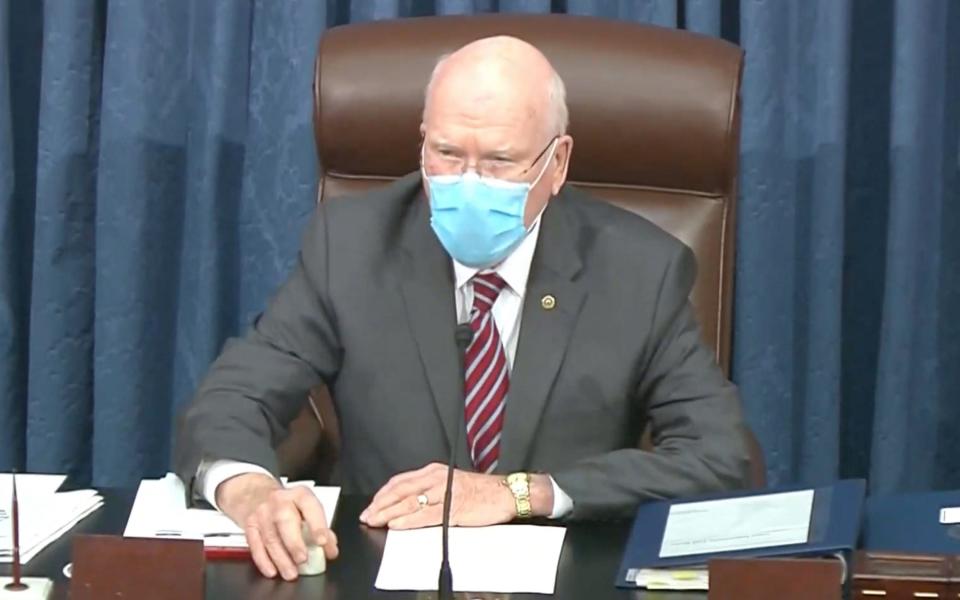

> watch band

[{"left": 504, "top": 472, "right": 532, "bottom": 518}]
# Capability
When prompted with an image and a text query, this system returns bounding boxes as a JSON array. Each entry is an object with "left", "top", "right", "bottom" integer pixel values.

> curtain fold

[
  {"left": 734, "top": 0, "right": 853, "bottom": 486},
  {"left": 1, "top": 0, "right": 957, "bottom": 489},
  {"left": 869, "top": 0, "right": 960, "bottom": 493},
  {"left": 25, "top": 0, "right": 103, "bottom": 482}
]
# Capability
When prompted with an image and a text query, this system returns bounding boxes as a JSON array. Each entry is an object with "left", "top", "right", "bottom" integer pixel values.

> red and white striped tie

[{"left": 464, "top": 273, "right": 509, "bottom": 473}]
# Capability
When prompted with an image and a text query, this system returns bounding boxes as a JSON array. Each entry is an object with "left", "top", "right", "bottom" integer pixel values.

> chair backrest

[
  {"left": 277, "top": 14, "right": 765, "bottom": 488},
  {"left": 314, "top": 13, "right": 743, "bottom": 371}
]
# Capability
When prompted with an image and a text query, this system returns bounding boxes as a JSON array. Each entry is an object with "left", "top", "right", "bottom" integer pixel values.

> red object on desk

[{"left": 204, "top": 546, "right": 252, "bottom": 560}]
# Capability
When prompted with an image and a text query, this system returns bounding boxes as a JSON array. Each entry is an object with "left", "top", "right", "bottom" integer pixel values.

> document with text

[{"left": 659, "top": 489, "right": 814, "bottom": 558}]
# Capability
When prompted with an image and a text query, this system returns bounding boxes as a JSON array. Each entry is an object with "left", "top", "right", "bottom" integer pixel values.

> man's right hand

[{"left": 216, "top": 472, "right": 339, "bottom": 580}]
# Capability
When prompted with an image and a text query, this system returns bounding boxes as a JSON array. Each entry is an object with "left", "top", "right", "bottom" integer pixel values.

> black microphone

[{"left": 439, "top": 323, "right": 474, "bottom": 599}]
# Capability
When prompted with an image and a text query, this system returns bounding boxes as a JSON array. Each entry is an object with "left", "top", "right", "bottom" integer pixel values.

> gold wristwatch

[{"left": 503, "top": 472, "right": 532, "bottom": 518}]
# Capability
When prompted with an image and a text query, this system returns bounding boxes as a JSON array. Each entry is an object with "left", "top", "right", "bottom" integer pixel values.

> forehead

[
  {"left": 423, "top": 65, "right": 547, "bottom": 149},
  {"left": 426, "top": 105, "right": 539, "bottom": 147}
]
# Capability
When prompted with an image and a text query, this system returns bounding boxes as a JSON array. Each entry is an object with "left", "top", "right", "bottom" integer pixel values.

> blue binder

[
  {"left": 615, "top": 479, "right": 867, "bottom": 588},
  {"left": 862, "top": 490, "right": 960, "bottom": 554}
]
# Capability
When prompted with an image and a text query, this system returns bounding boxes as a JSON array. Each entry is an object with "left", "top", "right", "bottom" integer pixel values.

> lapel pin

[{"left": 541, "top": 294, "right": 556, "bottom": 310}]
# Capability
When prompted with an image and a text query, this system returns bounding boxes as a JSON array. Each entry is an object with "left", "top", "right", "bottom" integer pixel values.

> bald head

[
  {"left": 423, "top": 36, "right": 568, "bottom": 142},
  {"left": 420, "top": 36, "right": 574, "bottom": 226}
]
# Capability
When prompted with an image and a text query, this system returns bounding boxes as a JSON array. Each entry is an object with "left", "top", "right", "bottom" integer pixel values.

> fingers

[
  {"left": 383, "top": 470, "right": 516, "bottom": 530},
  {"left": 321, "top": 528, "right": 340, "bottom": 560},
  {"left": 245, "top": 522, "right": 277, "bottom": 578},
  {"left": 390, "top": 503, "right": 443, "bottom": 530},
  {"left": 364, "top": 481, "right": 429, "bottom": 522},
  {"left": 258, "top": 503, "right": 301, "bottom": 581},
  {"left": 389, "top": 485, "right": 447, "bottom": 529},
  {"left": 365, "top": 493, "right": 426, "bottom": 528},
  {"left": 275, "top": 504, "right": 309, "bottom": 566},
  {"left": 292, "top": 489, "right": 339, "bottom": 560},
  {"left": 366, "top": 479, "right": 450, "bottom": 529},
  {"left": 242, "top": 486, "right": 342, "bottom": 581},
  {"left": 362, "top": 463, "right": 447, "bottom": 524}
]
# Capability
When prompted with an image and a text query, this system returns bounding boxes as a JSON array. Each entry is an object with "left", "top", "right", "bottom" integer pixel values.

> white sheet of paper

[
  {"left": 122, "top": 474, "right": 189, "bottom": 539},
  {"left": 375, "top": 525, "right": 566, "bottom": 594},
  {"left": 659, "top": 489, "right": 814, "bottom": 558},
  {"left": 0, "top": 474, "right": 102, "bottom": 565},
  {"left": 123, "top": 473, "right": 340, "bottom": 548},
  {"left": 10, "top": 495, "right": 104, "bottom": 563}
]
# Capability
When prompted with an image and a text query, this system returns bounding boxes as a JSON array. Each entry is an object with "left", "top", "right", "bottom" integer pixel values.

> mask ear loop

[
  {"left": 524, "top": 138, "right": 560, "bottom": 231},
  {"left": 530, "top": 137, "right": 560, "bottom": 189}
]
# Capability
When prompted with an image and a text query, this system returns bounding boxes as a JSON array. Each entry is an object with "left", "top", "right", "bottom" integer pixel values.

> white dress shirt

[{"left": 202, "top": 216, "right": 574, "bottom": 518}]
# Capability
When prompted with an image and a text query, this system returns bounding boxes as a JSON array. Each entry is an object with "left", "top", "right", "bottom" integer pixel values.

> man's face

[{"left": 420, "top": 66, "right": 571, "bottom": 228}]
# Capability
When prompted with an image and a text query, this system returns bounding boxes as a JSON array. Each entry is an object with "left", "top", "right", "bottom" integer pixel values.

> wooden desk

[{"left": 1, "top": 488, "right": 706, "bottom": 599}]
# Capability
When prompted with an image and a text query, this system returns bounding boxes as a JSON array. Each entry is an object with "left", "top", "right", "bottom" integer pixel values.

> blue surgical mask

[{"left": 424, "top": 139, "right": 557, "bottom": 269}]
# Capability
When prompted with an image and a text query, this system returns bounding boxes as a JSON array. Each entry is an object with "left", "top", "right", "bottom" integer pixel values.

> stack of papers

[
  {"left": 0, "top": 473, "right": 103, "bottom": 564},
  {"left": 626, "top": 567, "right": 709, "bottom": 590},
  {"left": 375, "top": 525, "right": 567, "bottom": 594},
  {"left": 123, "top": 473, "right": 340, "bottom": 548}
]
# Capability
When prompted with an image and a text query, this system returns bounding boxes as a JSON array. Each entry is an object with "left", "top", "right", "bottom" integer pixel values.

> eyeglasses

[{"left": 421, "top": 137, "right": 558, "bottom": 183}]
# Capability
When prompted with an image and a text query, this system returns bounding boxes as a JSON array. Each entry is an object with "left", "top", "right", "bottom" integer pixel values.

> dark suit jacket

[{"left": 174, "top": 172, "right": 751, "bottom": 519}]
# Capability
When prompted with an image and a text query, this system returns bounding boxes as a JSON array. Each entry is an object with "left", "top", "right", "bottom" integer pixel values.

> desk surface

[{"left": 0, "top": 489, "right": 706, "bottom": 599}]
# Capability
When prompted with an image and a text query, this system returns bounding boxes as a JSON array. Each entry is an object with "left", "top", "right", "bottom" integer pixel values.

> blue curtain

[{"left": 1, "top": 0, "right": 958, "bottom": 490}]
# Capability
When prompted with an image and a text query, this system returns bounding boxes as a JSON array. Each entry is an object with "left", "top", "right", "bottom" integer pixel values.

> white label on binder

[{"left": 659, "top": 489, "right": 814, "bottom": 558}]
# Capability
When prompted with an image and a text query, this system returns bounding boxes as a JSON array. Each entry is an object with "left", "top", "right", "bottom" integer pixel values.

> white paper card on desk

[
  {"left": 659, "top": 489, "right": 815, "bottom": 558},
  {"left": 122, "top": 475, "right": 190, "bottom": 539},
  {"left": 375, "top": 525, "right": 567, "bottom": 594}
]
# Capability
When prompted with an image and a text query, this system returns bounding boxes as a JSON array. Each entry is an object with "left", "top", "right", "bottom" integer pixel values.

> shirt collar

[{"left": 453, "top": 217, "right": 542, "bottom": 297}]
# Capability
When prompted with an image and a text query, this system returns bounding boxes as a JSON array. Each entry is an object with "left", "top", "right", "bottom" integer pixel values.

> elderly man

[{"left": 174, "top": 35, "right": 751, "bottom": 580}]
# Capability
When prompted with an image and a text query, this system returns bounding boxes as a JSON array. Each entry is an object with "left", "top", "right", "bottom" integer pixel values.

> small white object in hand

[{"left": 297, "top": 523, "right": 326, "bottom": 576}]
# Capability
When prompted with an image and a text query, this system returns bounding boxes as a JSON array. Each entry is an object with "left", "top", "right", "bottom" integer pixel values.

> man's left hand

[{"left": 359, "top": 463, "right": 516, "bottom": 529}]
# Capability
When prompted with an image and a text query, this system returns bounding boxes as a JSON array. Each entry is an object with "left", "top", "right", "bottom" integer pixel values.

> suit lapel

[
  {"left": 397, "top": 195, "right": 471, "bottom": 465},
  {"left": 499, "top": 194, "right": 587, "bottom": 473}
]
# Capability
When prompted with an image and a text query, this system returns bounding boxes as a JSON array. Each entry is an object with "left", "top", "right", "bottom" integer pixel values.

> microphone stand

[{"left": 439, "top": 324, "right": 474, "bottom": 599}]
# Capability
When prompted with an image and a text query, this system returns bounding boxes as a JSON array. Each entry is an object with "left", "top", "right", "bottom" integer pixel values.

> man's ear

[{"left": 551, "top": 135, "right": 574, "bottom": 196}]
